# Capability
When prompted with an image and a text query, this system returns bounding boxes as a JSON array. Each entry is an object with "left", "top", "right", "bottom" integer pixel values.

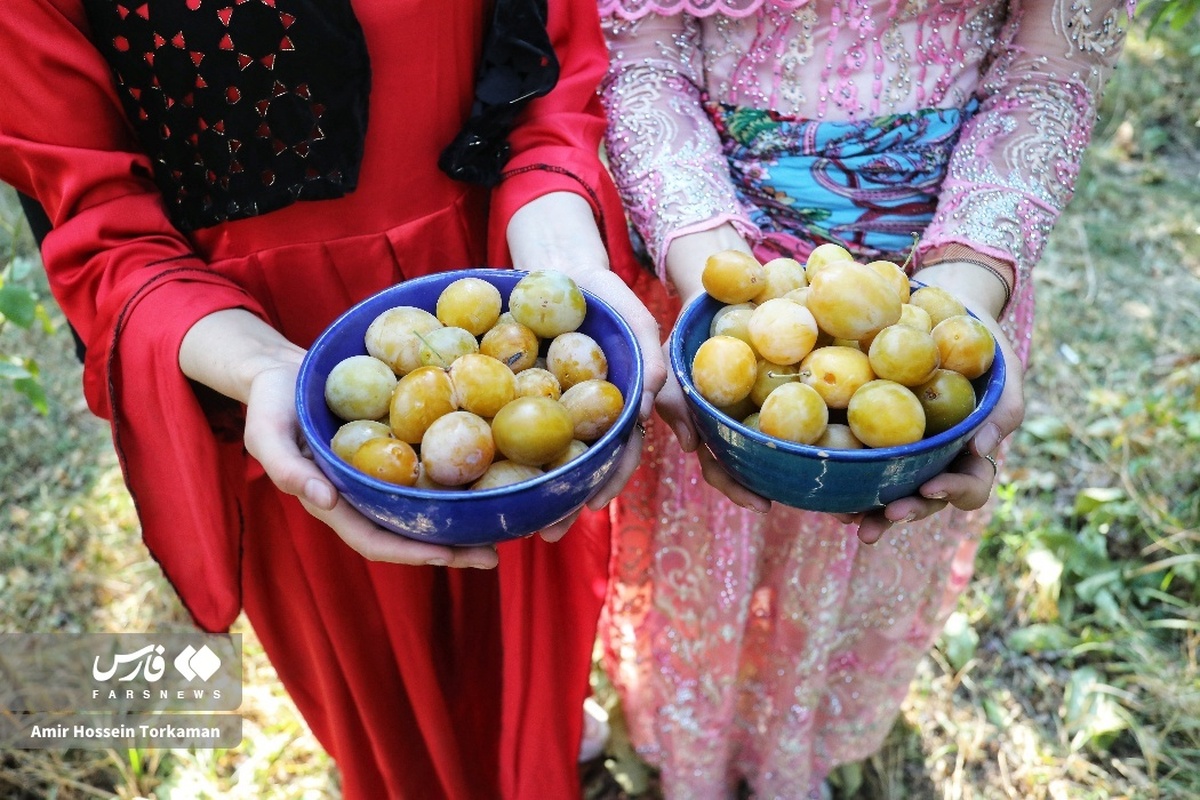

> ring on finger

[{"left": 983, "top": 453, "right": 998, "bottom": 475}]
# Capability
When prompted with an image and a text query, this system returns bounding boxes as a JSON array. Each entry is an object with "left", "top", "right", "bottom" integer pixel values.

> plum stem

[
  {"left": 901, "top": 233, "right": 920, "bottom": 272},
  {"left": 413, "top": 330, "right": 448, "bottom": 368}
]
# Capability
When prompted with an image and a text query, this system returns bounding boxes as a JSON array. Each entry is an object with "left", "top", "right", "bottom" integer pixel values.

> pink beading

[{"left": 598, "top": 0, "right": 811, "bottom": 20}]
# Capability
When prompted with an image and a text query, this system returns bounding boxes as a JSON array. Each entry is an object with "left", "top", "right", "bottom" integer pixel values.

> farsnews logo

[
  {"left": 92, "top": 643, "right": 222, "bottom": 683},
  {"left": 91, "top": 642, "right": 226, "bottom": 703},
  {"left": 92, "top": 644, "right": 166, "bottom": 682},
  {"left": 0, "top": 633, "right": 245, "bottom": 748},
  {"left": 173, "top": 645, "right": 222, "bottom": 682}
]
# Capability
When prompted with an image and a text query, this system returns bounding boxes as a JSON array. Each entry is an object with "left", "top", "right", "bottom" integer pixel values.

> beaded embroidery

[{"left": 598, "top": 0, "right": 811, "bottom": 19}]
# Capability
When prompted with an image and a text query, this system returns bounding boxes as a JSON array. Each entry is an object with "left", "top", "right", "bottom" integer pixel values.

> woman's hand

[
  {"left": 850, "top": 259, "right": 1026, "bottom": 544},
  {"left": 242, "top": 359, "right": 500, "bottom": 567},
  {"left": 180, "top": 308, "right": 499, "bottom": 568},
  {"left": 657, "top": 224, "right": 773, "bottom": 513},
  {"left": 506, "top": 192, "right": 669, "bottom": 538}
]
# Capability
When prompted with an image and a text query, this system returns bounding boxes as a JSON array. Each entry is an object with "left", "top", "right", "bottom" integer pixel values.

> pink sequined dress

[{"left": 596, "top": 1, "right": 1131, "bottom": 797}]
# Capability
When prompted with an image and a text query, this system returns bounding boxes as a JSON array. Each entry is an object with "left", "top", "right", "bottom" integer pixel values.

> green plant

[
  {"left": 0, "top": 211, "right": 55, "bottom": 415},
  {"left": 1141, "top": 0, "right": 1200, "bottom": 43}
]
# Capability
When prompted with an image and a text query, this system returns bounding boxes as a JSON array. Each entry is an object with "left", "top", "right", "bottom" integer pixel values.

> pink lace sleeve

[
  {"left": 919, "top": 0, "right": 1134, "bottom": 292},
  {"left": 599, "top": 13, "right": 758, "bottom": 278},
  {"left": 598, "top": 0, "right": 808, "bottom": 20}
]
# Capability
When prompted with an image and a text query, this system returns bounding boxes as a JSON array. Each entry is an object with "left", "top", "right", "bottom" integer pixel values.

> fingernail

[
  {"left": 975, "top": 423, "right": 1001, "bottom": 456},
  {"left": 858, "top": 528, "right": 883, "bottom": 545},
  {"left": 641, "top": 395, "right": 655, "bottom": 420},
  {"left": 425, "top": 558, "right": 447, "bottom": 568},
  {"left": 923, "top": 490, "right": 947, "bottom": 500},
  {"left": 305, "top": 479, "right": 333, "bottom": 508}
]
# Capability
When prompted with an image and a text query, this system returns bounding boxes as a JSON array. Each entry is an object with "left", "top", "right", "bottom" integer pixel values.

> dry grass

[
  {"left": 2, "top": 16, "right": 1199, "bottom": 800},
  {"left": 0, "top": 193, "right": 337, "bottom": 799}
]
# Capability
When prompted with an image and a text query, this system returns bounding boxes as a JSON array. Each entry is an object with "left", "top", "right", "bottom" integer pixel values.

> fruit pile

[
  {"left": 322, "top": 271, "right": 625, "bottom": 489},
  {"left": 691, "top": 245, "right": 996, "bottom": 449}
]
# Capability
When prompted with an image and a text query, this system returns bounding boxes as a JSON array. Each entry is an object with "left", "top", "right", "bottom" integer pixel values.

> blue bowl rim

[
  {"left": 296, "top": 267, "right": 645, "bottom": 500},
  {"left": 668, "top": 282, "right": 1007, "bottom": 462}
]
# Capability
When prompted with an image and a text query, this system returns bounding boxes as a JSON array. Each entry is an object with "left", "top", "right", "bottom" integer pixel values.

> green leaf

[
  {"left": 1092, "top": 588, "right": 1125, "bottom": 627},
  {"left": 1073, "top": 487, "right": 1125, "bottom": 517},
  {"left": 6, "top": 255, "right": 35, "bottom": 281},
  {"left": 1022, "top": 415, "right": 1071, "bottom": 441},
  {"left": 827, "top": 761, "right": 864, "bottom": 796},
  {"left": 1063, "top": 667, "right": 1129, "bottom": 753},
  {"left": 1171, "top": 0, "right": 1200, "bottom": 29},
  {"left": 1073, "top": 568, "right": 1123, "bottom": 605},
  {"left": 1007, "top": 623, "right": 1074, "bottom": 654},
  {"left": 13, "top": 375, "right": 48, "bottom": 416},
  {"left": 982, "top": 695, "right": 1009, "bottom": 729},
  {"left": 1146, "top": 0, "right": 1200, "bottom": 32},
  {"left": 0, "top": 284, "right": 38, "bottom": 328},
  {"left": 1140, "top": 125, "right": 1171, "bottom": 155},
  {"left": 1063, "top": 667, "right": 1100, "bottom": 728},
  {"left": 941, "top": 611, "right": 979, "bottom": 671},
  {"left": 0, "top": 359, "right": 33, "bottom": 380},
  {"left": 34, "top": 304, "right": 56, "bottom": 335}
]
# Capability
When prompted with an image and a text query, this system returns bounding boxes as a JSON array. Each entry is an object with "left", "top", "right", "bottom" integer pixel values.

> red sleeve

[
  {"left": 0, "top": 1, "right": 262, "bottom": 632},
  {"left": 486, "top": 0, "right": 641, "bottom": 285},
  {"left": 0, "top": 0, "right": 260, "bottom": 402}
]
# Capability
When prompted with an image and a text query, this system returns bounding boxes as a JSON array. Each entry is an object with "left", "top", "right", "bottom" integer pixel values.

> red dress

[{"left": 0, "top": 2, "right": 639, "bottom": 797}]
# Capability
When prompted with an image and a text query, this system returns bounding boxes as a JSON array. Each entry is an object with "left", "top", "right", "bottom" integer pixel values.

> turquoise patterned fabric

[{"left": 708, "top": 99, "right": 979, "bottom": 261}]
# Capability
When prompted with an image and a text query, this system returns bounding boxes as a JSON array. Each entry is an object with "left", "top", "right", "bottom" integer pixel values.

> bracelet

[{"left": 918, "top": 245, "right": 1014, "bottom": 315}]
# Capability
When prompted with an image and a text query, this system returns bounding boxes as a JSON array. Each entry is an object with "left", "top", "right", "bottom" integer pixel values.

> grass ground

[{"left": 2, "top": 16, "right": 1198, "bottom": 800}]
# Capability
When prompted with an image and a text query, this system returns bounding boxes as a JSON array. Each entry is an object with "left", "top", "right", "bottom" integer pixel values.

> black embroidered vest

[
  {"left": 83, "top": 0, "right": 371, "bottom": 231},
  {"left": 83, "top": 0, "right": 559, "bottom": 230}
]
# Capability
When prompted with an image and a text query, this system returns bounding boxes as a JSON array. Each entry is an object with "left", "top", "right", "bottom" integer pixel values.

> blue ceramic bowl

[
  {"left": 669, "top": 288, "right": 1006, "bottom": 514},
  {"left": 296, "top": 268, "right": 644, "bottom": 546}
]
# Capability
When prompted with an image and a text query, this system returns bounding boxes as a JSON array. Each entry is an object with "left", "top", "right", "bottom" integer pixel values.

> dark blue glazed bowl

[
  {"left": 296, "top": 268, "right": 644, "bottom": 546},
  {"left": 669, "top": 288, "right": 1006, "bottom": 514}
]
